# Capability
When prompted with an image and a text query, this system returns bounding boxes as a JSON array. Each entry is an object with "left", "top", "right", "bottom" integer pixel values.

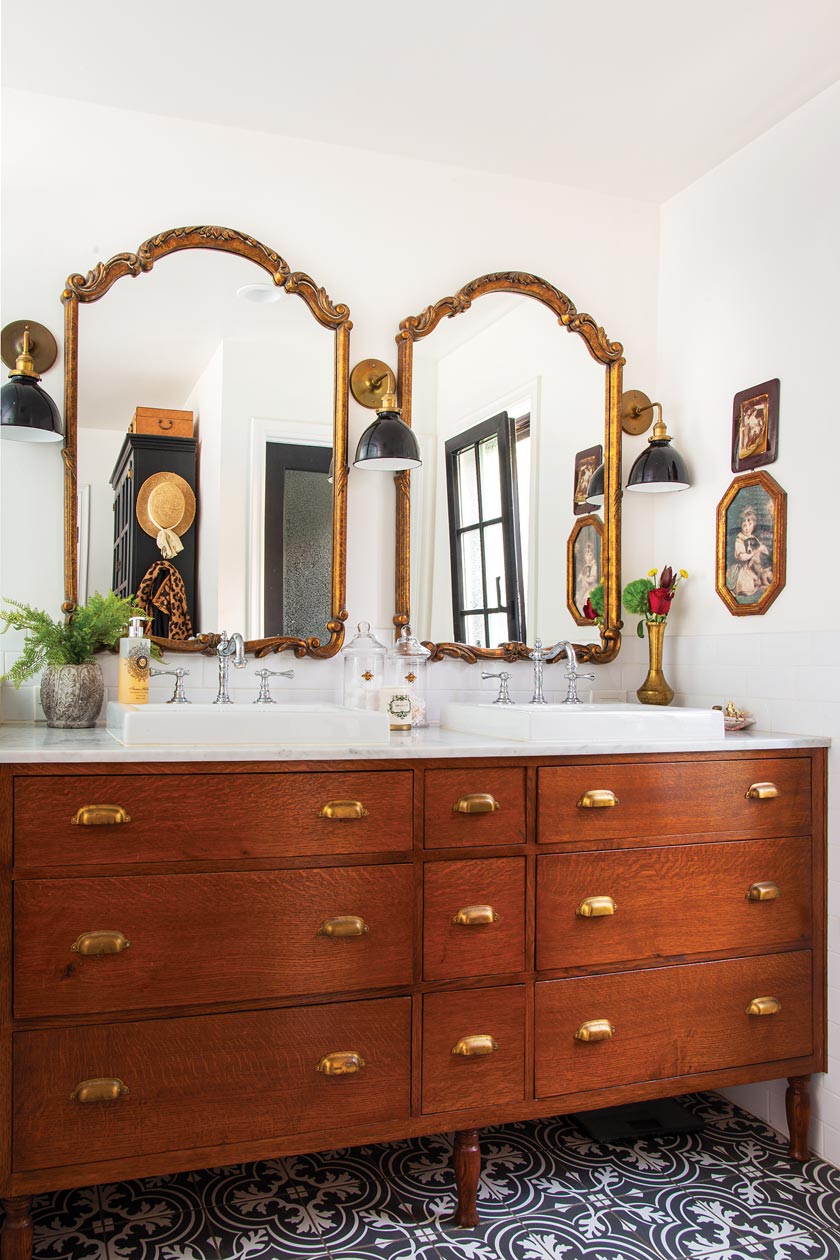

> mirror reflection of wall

[
  {"left": 75, "top": 248, "right": 335, "bottom": 641},
  {"left": 409, "top": 294, "right": 605, "bottom": 648}
]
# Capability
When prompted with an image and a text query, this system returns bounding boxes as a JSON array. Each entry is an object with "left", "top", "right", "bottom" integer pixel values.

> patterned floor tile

[
  {"left": 96, "top": 1171, "right": 224, "bottom": 1260},
  {"left": 8, "top": 1093, "right": 840, "bottom": 1260},
  {"left": 31, "top": 1185, "right": 110, "bottom": 1260}
]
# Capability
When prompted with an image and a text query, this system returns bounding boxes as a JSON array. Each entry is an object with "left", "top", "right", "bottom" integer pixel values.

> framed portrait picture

[
  {"left": 716, "top": 471, "right": 786, "bottom": 615},
  {"left": 731, "top": 378, "right": 779, "bottom": 472},
  {"left": 573, "top": 444, "right": 603, "bottom": 515},
  {"left": 567, "top": 514, "right": 603, "bottom": 625}
]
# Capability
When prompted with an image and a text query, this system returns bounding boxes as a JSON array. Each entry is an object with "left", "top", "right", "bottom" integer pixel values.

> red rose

[
  {"left": 582, "top": 598, "right": 597, "bottom": 621},
  {"left": 648, "top": 587, "right": 673, "bottom": 616}
]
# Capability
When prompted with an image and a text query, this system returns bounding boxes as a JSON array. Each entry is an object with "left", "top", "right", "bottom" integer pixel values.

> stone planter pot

[{"left": 40, "top": 661, "right": 105, "bottom": 728}]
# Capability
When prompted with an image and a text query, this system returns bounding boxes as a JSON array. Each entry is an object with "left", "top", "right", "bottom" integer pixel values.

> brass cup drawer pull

[
  {"left": 747, "top": 881, "right": 781, "bottom": 902},
  {"left": 746, "top": 996, "right": 782, "bottom": 1017},
  {"left": 451, "top": 1034, "right": 498, "bottom": 1057},
  {"left": 318, "top": 915, "right": 369, "bottom": 938},
  {"left": 574, "top": 1019, "right": 615, "bottom": 1043},
  {"left": 318, "top": 800, "right": 369, "bottom": 821},
  {"left": 71, "top": 804, "right": 132, "bottom": 827},
  {"left": 576, "top": 895, "right": 617, "bottom": 918},
  {"left": 745, "top": 782, "right": 780, "bottom": 801},
  {"left": 577, "top": 790, "right": 619, "bottom": 810},
  {"left": 316, "top": 1051, "right": 366, "bottom": 1076},
  {"left": 70, "top": 1077, "right": 129, "bottom": 1104},
  {"left": 452, "top": 904, "right": 500, "bottom": 927},
  {"left": 453, "top": 793, "right": 500, "bottom": 815},
  {"left": 71, "top": 930, "right": 131, "bottom": 956}
]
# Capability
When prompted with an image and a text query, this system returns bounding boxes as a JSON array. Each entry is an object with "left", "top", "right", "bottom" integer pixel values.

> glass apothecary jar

[
  {"left": 383, "top": 624, "right": 430, "bottom": 728},
  {"left": 342, "top": 621, "right": 387, "bottom": 711}
]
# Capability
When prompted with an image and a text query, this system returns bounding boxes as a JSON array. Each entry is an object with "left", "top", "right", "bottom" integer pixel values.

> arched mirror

[
  {"left": 62, "top": 225, "right": 350, "bottom": 657},
  {"left": 394, "top": 273, "right": 623, "bottom": 663}
]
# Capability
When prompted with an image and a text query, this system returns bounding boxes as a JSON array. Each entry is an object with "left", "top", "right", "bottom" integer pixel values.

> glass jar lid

[
  {"left": 343, "top": 621, "right": 387, "bottom": 657},
  {"left": 387, "top": 624, "right": 431, "bottom": 660}
]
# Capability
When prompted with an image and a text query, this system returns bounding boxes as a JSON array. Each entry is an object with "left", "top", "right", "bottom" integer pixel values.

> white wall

[{"left": 655, "top": 80, "right": 840, "bottom": 1159}]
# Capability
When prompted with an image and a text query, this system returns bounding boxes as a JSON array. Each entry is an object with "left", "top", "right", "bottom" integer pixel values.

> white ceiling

[{"left": 5, "top": 0, "right": 840, "bottom": 203}]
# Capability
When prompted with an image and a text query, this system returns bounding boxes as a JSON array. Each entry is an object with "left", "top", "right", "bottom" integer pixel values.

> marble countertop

[{"left": 0, "top": 722, "right": 829, "bottom": 763}]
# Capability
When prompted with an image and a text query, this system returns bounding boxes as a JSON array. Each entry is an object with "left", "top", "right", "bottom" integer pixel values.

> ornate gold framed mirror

[
  {"left": 394, "top": 272, "right": 624, "bottom": 663},
  {"left": 61, "top": 225, "right": 350, "bottom": 658}
]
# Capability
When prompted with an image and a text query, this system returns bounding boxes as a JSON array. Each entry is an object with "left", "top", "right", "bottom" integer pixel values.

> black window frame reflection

[
  {"left": 264, "top": 440, "right": 332, "bottom": 638},
  {"left": 444, "top": 411, "right": 526, "bottom": 647}
]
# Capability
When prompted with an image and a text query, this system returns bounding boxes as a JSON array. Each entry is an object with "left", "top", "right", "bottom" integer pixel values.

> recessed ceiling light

[{"left": 236, "top": 283, "right": 283, "bottom": 304}]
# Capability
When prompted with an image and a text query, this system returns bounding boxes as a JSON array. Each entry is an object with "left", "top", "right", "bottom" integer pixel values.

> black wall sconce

[
  {"left": 1, "top": 320, "right": 62, "bottom": 443},
  {"left": 350, "top": 359, "right": 422, "bottom": 472},
  {"left": 587, "top": 388, "right": 689, "bottom": 505}
]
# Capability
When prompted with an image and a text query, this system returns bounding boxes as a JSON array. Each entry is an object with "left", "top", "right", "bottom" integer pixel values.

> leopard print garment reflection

[{"left": 136, "top": 560, "right": 194, "bottom": 640}]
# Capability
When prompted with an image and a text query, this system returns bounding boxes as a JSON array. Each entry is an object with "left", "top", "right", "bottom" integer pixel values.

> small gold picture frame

[
  {"left": 567, "top": 514, "right": 603, "bottom": 626},
  {"left": 716, "top": 470, "right": 786, "bottom": 616}
]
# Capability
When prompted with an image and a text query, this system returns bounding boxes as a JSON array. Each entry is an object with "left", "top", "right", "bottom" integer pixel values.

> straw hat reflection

[{"left": 135, "top": 472, "right": 196, "bottom": 539}]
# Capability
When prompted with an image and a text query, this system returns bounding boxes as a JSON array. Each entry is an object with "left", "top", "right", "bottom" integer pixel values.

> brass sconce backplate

[
  {"left": 1, "top": 319, "right": 58, "bottom": 376},
  {"left": 350, "top": 358, "right": 396, "bottom": 409},
  {"left": 620, "top": 388, "right": 655, "bottom": 436}
]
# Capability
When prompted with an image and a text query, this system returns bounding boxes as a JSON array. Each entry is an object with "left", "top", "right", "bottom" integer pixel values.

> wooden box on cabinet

[{"left": 0, "top": 746, "right": 826, "bottom": 1259}]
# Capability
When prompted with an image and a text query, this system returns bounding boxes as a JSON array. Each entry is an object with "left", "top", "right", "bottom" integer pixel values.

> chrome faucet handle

[
  {"left": 254, "top": 667, "right": 295, "bottom": 705},
  {"left": 563, "top": 666, "right": 595, "bottom": 705},
  {"left": 481, "top": 670, "right": 514, "bottom": 705},
  {"left": 150, "top": 668, "right": 190, "bottom": 704}
]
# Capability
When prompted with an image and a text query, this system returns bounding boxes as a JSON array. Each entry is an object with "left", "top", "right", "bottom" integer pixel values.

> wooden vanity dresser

[{"left": 0, "top": 742, "right": 826, "bottom": 1259}]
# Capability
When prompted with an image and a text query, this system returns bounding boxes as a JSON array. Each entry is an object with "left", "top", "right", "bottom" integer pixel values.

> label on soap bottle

[{"left": 118, "top": 641, "right": 151, "bottom": 704}]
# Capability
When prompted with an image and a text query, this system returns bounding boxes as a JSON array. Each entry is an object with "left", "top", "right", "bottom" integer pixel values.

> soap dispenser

[
  {"left": 383, "top": 624, "right": 430, "bottom": 728},
  {"left": 342, "top": 621, "right": 387, "bottom": 711},
  {"left": 117, "top": 616, "right": 151, "bottom": 705}
]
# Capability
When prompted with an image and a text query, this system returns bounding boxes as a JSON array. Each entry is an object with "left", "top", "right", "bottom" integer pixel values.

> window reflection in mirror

[
  {"left": 409, "top": 294, "right": 605, "bottom": 650},
  {"left": 75, "top": 248, "right": 335, "bottom": 642}
]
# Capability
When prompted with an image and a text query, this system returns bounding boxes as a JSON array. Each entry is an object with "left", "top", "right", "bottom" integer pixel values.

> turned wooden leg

[
  {"left": 453, "top": 1128, "right": 481, "bottom": 1227},
  {"left": 1, "top": 1196, "right": 33, "bottom": 1260},
  {"left": 786, "top": 1075, "right": 811, "bottom": 1161}
]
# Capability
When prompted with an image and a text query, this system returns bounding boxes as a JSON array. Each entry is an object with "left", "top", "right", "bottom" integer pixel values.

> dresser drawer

[
  {"left": 14, "top": 770, "right": 413, "bottom": 866},
  {"left": 14, "top": 996, "right": 411, "bottom": 1172},
  {"left": 422, "top": 985, "right": 526, "bottom": 1114},
  {"left": 425, "top": 768, "right": 526, "bottom": 848},
  {"left": 535, "top": 951, "right": 812, "bottom": 1098},
  {"left": 14, "top": 864, "right": 414, "bottom": 1017},
  {"left": 536, "top": 838, "right": 811, "bottom": 971},
  {"left": 538, "top": 757, "right": 811, "bottom": 846},
  {"left": 423, "top": 857, "right": 525, "bottom": 981}
]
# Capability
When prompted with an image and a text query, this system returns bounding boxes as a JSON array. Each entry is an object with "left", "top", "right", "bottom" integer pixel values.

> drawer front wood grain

[
  {"left": 422, "top": 985, "right": 526, "bottom": 1114},
  {"left": 14, "top": 997, "right": 411, "bottom": 1172},
  {"left": 538, "top": 757, "right": 811, "bottom": 846},
  {"left": 14, "top": 864, "right": 414, "bottom": 1017},
  {"left": 425, "top": 768, "right": 526, "bottom": 849},
  {"left": 14, "top": 771, "right": 413, "bottom": 866},
  {"left": 535, "top": 951, "right": 812, "bottom": 1098},
  {"left": 424, "top": 857, "right": 525, "bottom": 981},
  {"left": 536, "top": 838, "right": 811, "bottom": 971}
]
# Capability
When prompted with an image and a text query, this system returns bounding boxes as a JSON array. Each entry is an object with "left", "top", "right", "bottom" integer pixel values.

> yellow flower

[
  {"left": 647, "top": 568, "right": 658, "bottom": 576},
  {"left": 679, "top": 569, "right": 689, "bottom": 579}
]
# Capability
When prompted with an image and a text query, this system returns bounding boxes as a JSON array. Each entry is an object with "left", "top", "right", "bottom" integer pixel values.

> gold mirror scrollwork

[
  {"left": 61, "top": 225, "right": 351, "bottom": 658},
  {"left": 394, "top": 271, "right": 624, "bottom": 664}
]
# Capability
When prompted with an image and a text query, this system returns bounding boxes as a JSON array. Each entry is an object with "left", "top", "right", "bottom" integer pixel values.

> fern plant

[{"left": 0, "top": 592, "right": 146, "bottom": 688}]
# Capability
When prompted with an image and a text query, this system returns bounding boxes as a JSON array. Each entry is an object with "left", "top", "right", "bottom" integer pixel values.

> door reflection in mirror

[
  {"left": 264, "top": 441, "right": 332, "bottom": 639},
  {"left": 445, "top": 407, "right": 528, "bottom": 646}
]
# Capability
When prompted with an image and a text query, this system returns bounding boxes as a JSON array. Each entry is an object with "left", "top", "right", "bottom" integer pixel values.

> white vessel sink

[
  {"left": 440, "top": 700, "right": 725, "bottom": 744},
  {"left": 107, "top": 701, "right": 391, "bottom": 747}
]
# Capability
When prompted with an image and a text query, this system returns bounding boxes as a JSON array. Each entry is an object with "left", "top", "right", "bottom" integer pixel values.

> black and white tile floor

[{"left": 21, "top": 1093, "right": 840, "bottom": 1260}]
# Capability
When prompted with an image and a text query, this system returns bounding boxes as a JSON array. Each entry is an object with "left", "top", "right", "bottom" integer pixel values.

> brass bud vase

[{"left": 637, "top": 620, "right": 674, "bottom": 706}]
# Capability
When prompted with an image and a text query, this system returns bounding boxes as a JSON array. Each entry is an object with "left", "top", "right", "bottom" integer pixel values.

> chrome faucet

[
  {"left": 530, "top": 639, "right": 593, "bottom": 705},
  {"left": 214, "top": 631, "right": 247, "bottom": 704}
]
